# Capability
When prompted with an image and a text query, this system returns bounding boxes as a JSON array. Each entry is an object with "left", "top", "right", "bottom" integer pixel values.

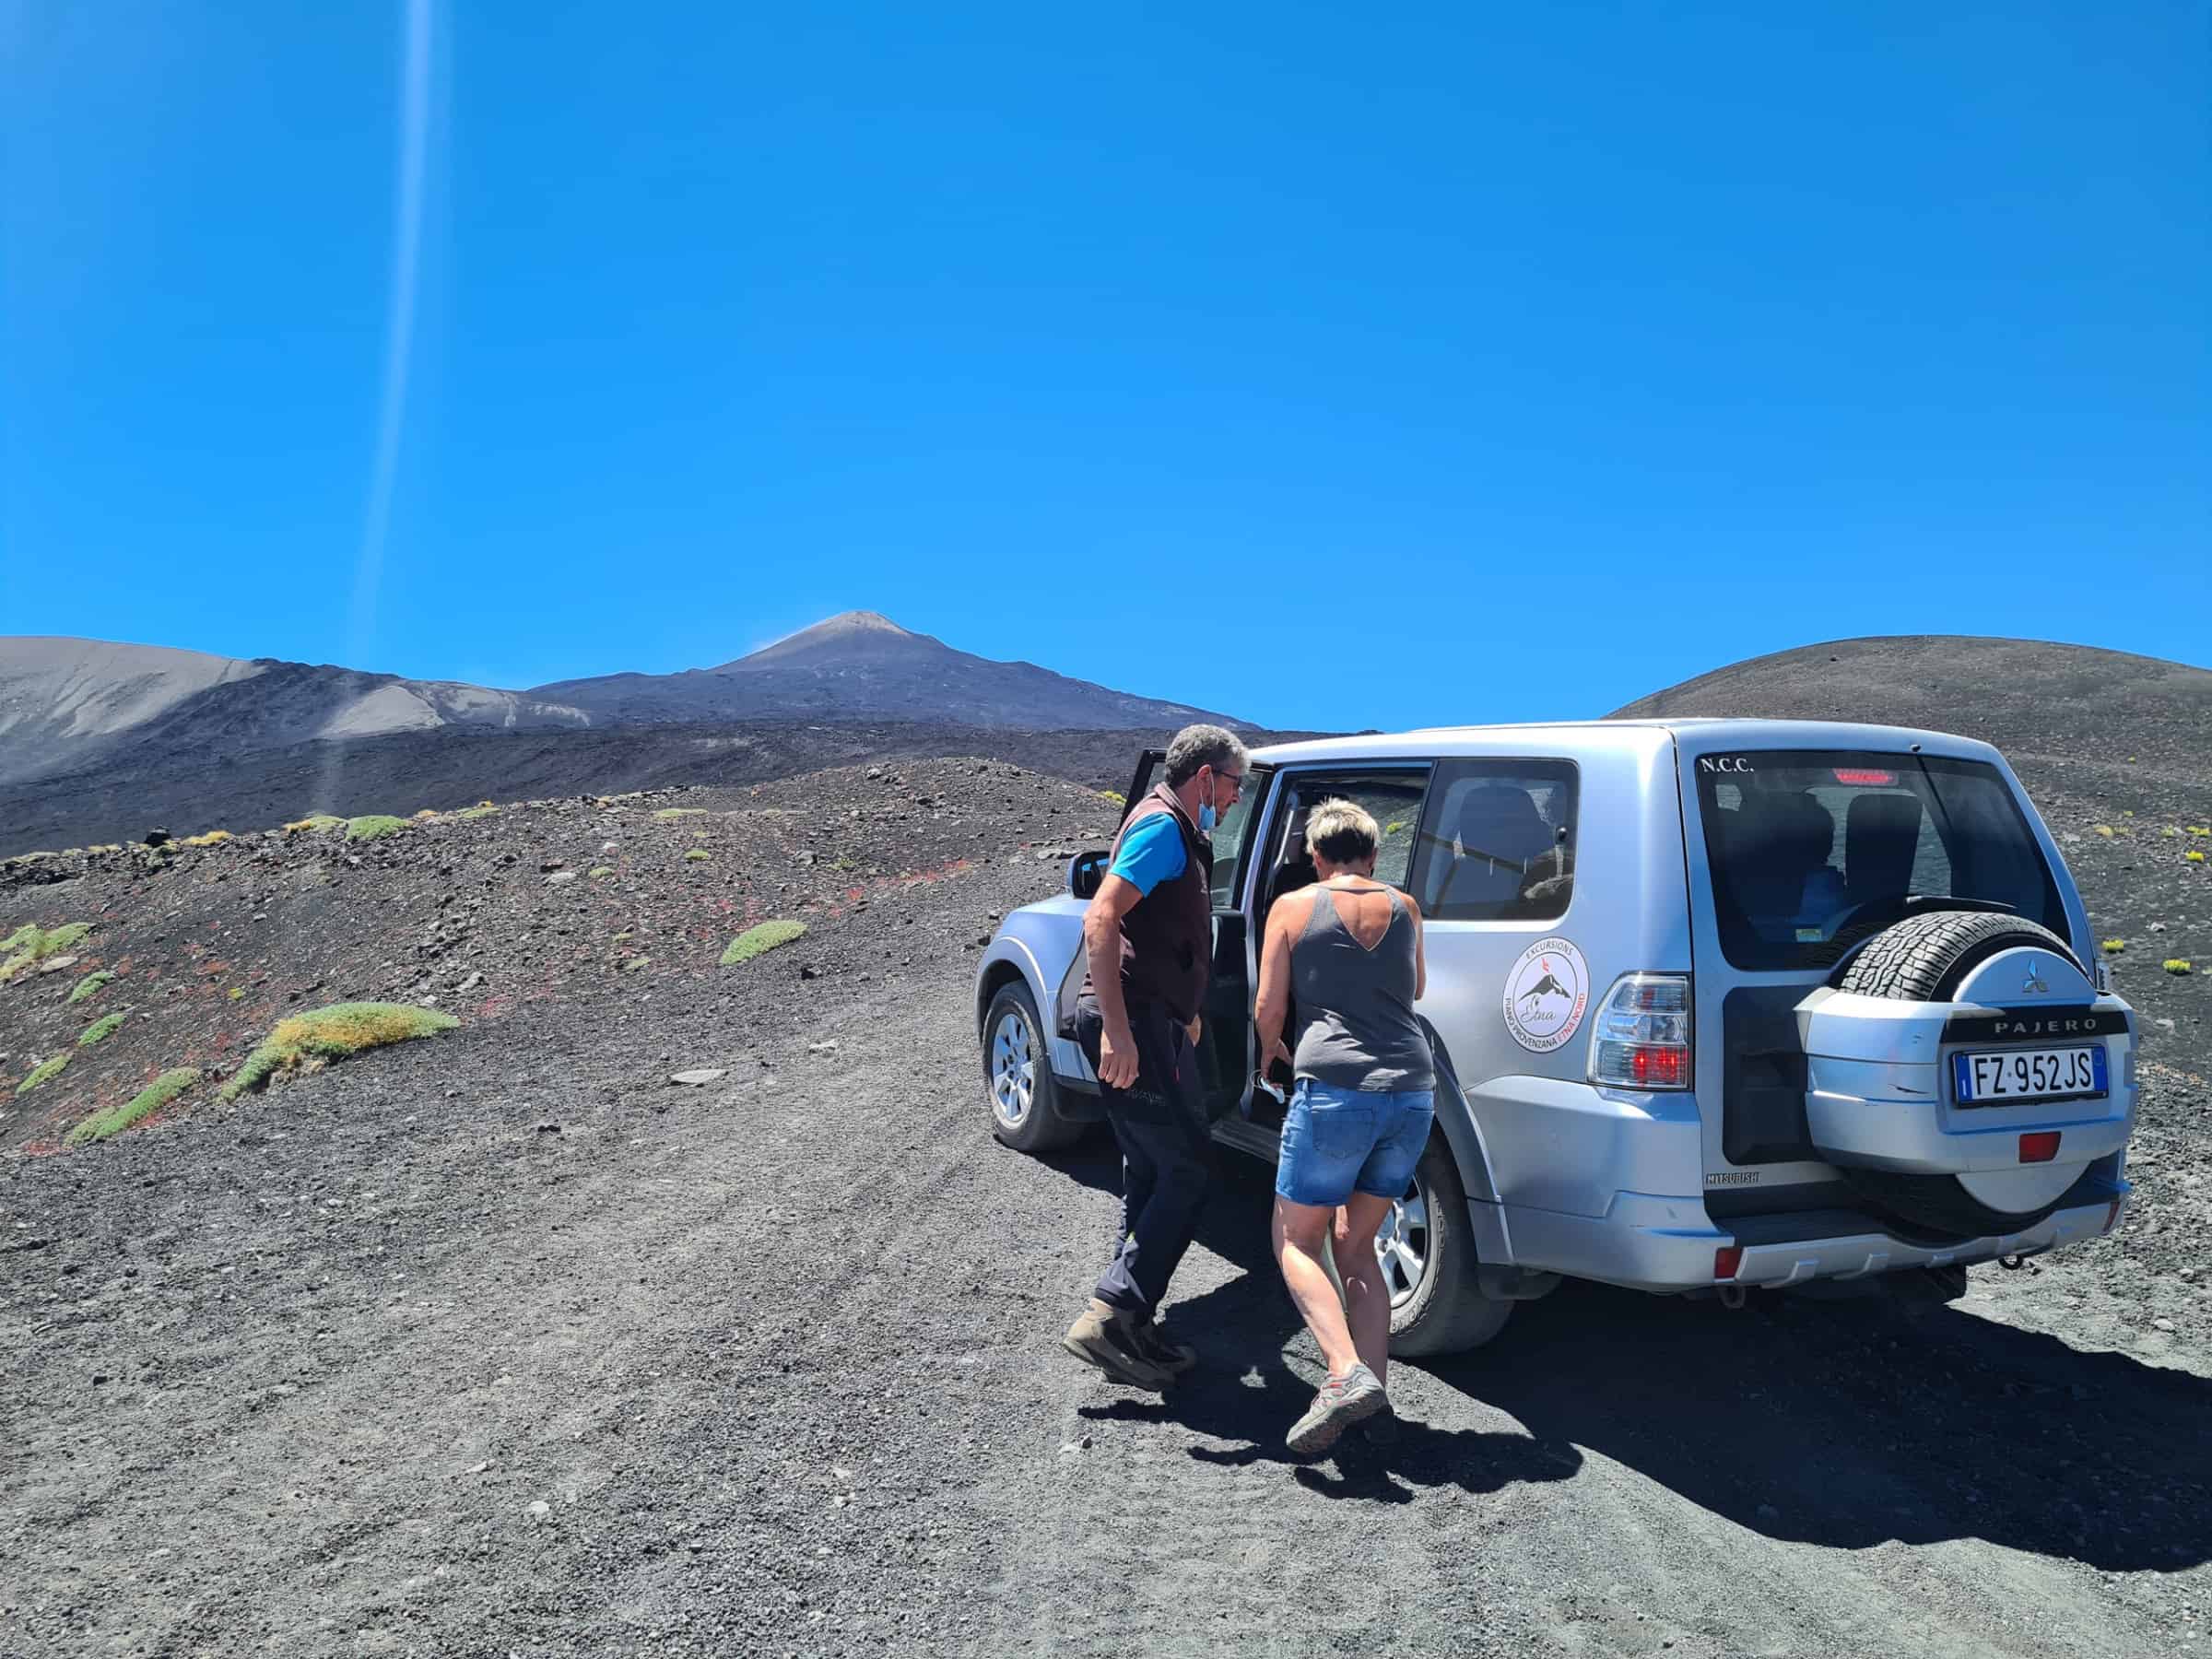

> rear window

[{"left": 1693, "top": 751, "right": 2065, "bottom": 971}]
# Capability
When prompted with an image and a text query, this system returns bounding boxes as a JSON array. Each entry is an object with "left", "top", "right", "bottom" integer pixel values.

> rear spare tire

[
  {"left": 982, "top": 981, "right": 1085, "bottom": 1153},
  {"left": 1830, "top": 911, "right": 2088, "bottom": 1239}
]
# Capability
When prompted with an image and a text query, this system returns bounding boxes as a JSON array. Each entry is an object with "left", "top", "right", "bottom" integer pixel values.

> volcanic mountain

[
  {"left": 0, "top": 637, "right": 588, "bottom": 788},
  {"left": 530, "top": 611, "right": 1240, "bottom": 729}
]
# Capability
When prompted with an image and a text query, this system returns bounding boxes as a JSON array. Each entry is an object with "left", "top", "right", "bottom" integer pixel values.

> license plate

[{"left": 1951, "top": 1045, "right": 2107, "bottom": 1107}]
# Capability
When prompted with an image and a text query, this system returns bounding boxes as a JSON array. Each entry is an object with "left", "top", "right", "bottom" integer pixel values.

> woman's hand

[
  {"left": 1185, "top": 1014, "right": 1203, "bottom": 1046},
  {"left": 1265, "top": 1035, "right": 1292, "bottom": 1070}
]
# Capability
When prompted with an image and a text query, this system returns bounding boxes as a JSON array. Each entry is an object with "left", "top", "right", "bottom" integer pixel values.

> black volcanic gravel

[{"left": 2, "top": 744, "right": 2208, "bottom": 1656}]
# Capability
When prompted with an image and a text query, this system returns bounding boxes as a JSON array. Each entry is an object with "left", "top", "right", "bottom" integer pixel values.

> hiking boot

[
  {"left": 1127, "top": 1314, "right": 1196, "bottom": 1377},
  {"left": 1286, "top": 1362, "right": 1386, "bottom": 1456},
  {"left": 1062, "top": 1298, "right": 1171, "bottom": 1390}
]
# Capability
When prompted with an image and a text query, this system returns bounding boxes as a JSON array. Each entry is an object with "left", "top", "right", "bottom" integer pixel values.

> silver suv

[{"left": 975, "top": 720, "right": 2137, "bottom": 1354}]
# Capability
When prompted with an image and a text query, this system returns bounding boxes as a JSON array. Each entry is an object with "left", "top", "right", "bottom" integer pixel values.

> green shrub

[
  {"left": 2188, "top": 851, "right": 2206, "bottom": 865},
  {"left": 2164, "top": 959, "right": 2194, "bottom": 976},
  {"left": 284, "top": 814, "right": 346, "bottom": 833},
  {"left": 16, "top": 1052, "right": 70, "bottom": 1095},
  {"left": 65, "top": 1068, "right": 198, "bottom": 1146},
  {"left": 721, "top": 919, "right": 806, "bottom": 967},
  {"left": 2093, "top": 824, "right": 2114, "bottom": 838},
  {"left": 458, "top": 804, "right": 500, "bottom": 820},
  {"left": 1, "top": 922, "right": 91, "bottom": 982},
  {"left": 588, "top": 865, "right": 615, "bottom": 878},
  {"left": 345, "top": 815, "right": 408, "bottom": 842},
  {"left": 76, "top": 1012, "right": 126, "bottom": 1047},
  {"left": 619, "top": 955, "right": 653, "bottom": 972},
  {"left": 685, "top": 849, "right": 712, "bottom": 863},
  {"left": 1099, "top": 789, "right": 1125, "bottom": 806},
  {"left": 2101, "top": 939, "right": 2125, "bottom": 955},
  {"left": 218, "top": 1002, "right": 460, "bottom": 1103},
  {"left": 66, "top": 970, "right": 116, "bottom": 1005},
  {"left": 654, "top": 807, "right": 708, "bottom": 820}
]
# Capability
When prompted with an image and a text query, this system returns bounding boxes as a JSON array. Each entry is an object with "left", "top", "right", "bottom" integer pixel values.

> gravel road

[{"left": 3, "top": 764, "right": 2208, "bottom": 1656}]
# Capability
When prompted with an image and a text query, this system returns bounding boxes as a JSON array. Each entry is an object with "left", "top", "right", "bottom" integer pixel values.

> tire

[
  {"left": 1830, "top": 912, "right": 2087, "bottom": 1239},
  {"left": 982, "top": 981, "right": 1084, "bottom": 1153},
  {"left": 1327, "top": 1130, "right": 1513, "bottom": 1358},
  {"left": 1831, "top": 910, "right": 2080, "bottom": 1003}
]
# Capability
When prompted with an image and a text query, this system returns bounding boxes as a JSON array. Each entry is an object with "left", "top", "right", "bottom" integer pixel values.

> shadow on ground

[{"left": 1041, "top": 1136, "right": 2211, "bottom": 1566}]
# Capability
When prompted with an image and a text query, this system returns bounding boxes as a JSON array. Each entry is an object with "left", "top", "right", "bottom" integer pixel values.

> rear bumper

[{"left": 1500, "top": 1176, "right": 2128, "bottom": 1295}]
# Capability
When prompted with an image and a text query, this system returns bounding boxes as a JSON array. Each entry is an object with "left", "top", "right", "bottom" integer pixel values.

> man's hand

[
  {"left": 1265, "top": 1035, "right": 1291, "bottom": 1070},
  {"left": 1185, "top": 1014, "right": 1203, "bottom": 1046},
  {"left": 1097, "top": 1021, "right": 1141, "bottom": 1089}
]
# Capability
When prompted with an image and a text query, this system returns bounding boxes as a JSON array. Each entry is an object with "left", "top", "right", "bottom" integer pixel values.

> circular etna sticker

[{"left": 1502, "top": 937, "right": 1591, "bottom": 1053}]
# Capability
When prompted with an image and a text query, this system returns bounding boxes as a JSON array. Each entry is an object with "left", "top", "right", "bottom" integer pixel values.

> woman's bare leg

[
  {"left": 1334, "top": 1193, "right": 1396, "bottom": 1387},
  {"left": 1273, "top": 1196, "right": 1359, "bottom": 1379}
]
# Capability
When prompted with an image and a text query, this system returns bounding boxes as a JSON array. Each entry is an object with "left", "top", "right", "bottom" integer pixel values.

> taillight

[
  {"left": 1832, "top": 768, "right": 1897, "bottom": 785},
  {"left": 2019, "top": 1131, "right": 2061, "bottom": 1163},
  {"left": 1587, "top": 972, "right": 1693, "bottom": 1089}
]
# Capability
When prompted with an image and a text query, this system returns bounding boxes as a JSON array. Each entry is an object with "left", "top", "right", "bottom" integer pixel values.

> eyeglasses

[{"left": 1213, "top": 771, "right": 1245, "bottom": 795}]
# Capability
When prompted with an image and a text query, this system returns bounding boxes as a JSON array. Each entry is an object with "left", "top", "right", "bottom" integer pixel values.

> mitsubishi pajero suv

[{"left": 975, "top": 721, "right": 2136, "bottom": 1354}]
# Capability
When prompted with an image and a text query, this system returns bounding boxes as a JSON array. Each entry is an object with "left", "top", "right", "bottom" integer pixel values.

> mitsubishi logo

[{"left": 2021, "top": 958, "right": 2050, "bottom": 995}]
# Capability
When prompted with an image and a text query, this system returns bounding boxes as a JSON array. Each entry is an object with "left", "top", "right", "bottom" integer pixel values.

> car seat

[
  {"left": 1716, "top": 791, "right": 1837, "bottom": 935},
  {"left": 1842, "top": 793, "right": 1923, "bottom": 910},
  {"left": 1423, "top": 785, "right": 1555, "bottom": 914}
]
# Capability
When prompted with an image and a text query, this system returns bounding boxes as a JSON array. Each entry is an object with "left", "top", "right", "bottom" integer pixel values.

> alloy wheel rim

[
  {"left": 989, "top": 1010, "right": 1035, "bottom": 1128},
  {"left": 1372, "top": 1181, "right": 1430, "bottom": 1309}
]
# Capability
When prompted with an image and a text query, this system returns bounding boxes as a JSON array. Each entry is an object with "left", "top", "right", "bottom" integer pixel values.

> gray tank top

[{"left": 1290, "top": 883, "right": 1435, "bottom": 1091}]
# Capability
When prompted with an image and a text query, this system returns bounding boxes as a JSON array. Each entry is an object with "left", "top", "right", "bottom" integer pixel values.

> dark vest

[{"left": 1088, "top": 783, "right": 1215, "bottom": 1023}]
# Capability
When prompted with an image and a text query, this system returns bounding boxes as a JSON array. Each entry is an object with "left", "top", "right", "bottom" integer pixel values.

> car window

[
  {"left": 1253, "top": 770, "right": 1432, "bottom": 912},
  {"left": 1207, "top": 764, "right": 1273, "bottom": 908},
  {"left": 1406, "top": 759, "right": 1577, "bottom": 922},
  {"left": 1693, "top": 750, "right": 2065, "bottom": 970}
]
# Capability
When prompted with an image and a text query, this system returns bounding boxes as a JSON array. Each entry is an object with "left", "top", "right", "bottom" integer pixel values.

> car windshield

[{"left": 1693, "top": 750, "right": 2065, "bottom": 971}]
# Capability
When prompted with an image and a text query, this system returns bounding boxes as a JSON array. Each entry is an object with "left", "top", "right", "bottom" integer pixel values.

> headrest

[
  {"left": 1453, "top": 785, "right": 1553, "bottom": 864},
  {"left": 1721, "top": 791, "right": 1832, "bottom": 872}
]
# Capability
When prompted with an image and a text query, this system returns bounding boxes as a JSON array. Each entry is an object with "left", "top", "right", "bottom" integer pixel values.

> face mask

[{"left": 1195, "top": 770, "right": 1217, "bottom": 835}]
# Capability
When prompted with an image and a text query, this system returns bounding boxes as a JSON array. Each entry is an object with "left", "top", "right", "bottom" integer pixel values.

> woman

[{"left": 1253, "top": 798, "right": 1433, "bottom": 1455}]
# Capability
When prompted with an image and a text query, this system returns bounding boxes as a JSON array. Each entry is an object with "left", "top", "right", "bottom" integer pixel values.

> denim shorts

[{"left": 1275, "top": 1080, "right": 1435, "bottom": 1207}]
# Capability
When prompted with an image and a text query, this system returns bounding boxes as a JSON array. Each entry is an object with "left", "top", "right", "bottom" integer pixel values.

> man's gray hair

[
  {"left": 1162, "top": 724, "right": 1249, "bottom": 787},
  {"left": 1305, "top": 797, "right": 1380, "bottom": 866}
]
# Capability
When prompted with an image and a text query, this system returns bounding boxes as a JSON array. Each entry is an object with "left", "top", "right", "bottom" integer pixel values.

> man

[{"left": 1062, "top": 724, "right": 1250, "bottom": 1389}]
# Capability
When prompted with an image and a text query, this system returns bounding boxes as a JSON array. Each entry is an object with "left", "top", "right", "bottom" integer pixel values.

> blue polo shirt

[{"left": 1108, "top": 814, "right": 1188, "bottom": 896}]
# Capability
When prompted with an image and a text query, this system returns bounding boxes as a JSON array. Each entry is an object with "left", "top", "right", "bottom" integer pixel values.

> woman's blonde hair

[{"left": 1304, "top": 797, "right": 1380, "bottom": 866}]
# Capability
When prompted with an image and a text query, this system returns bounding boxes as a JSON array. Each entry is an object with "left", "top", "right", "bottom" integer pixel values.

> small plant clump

[
  {"left": 685, "top": 849, "right": 712, "bottom": 862},
  {"left": 284, "top": 814, "right": 347, "bottom": 834},
  {"left": 458, "top": 804, "right": 500, "bottom": 820},
  {"left": 2101, "top": 939, "right": 2126, "bottom": 955},
  {"left": 346, "top": 815, "right": 408, "bottom": 842},
  {"left": 65, "top": 1068, "right": 199, "bottom": 1147},
  {"left": 722, "top": 919, "right": 807, "bottom": 966},
  {"left": 654, "top": 808, "right": 708, "bottom": 820},
  {"left": 2188, "top": 851, "right": 2206, "bottom": 865},
  {"left": 76, "top": 1012, "right": 126, "bottom": 1047},
  {"left": 16, "top": 1052, "right": 71, "bottom": 1095},
  {"left": 182, "top": 830, "right": 233, "bottom": 847},
  {"left": 66, "top": 970, "right": 116, "bottom": 1004},
  {"left": 218, "top": 1002, "right": 461, "bottom": 1103},
  {"left": 2164, "top": 959, "right": 2194, "bottom": 976},
  {"left": 589, "top": 865, "right": 615, "bottom": 878},
  {"left": 2093, "top": 824, "right": 2115, "bottom": 838},
  {"left": 2, "top": 922, "right": 91, "bottom": 982},
  {"left": 619, "top": 956, "right": 653, "bottom": 972}
]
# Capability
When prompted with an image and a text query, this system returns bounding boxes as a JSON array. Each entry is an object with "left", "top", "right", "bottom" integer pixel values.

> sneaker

[
  {"left": 1062, "top": 1298, "right": 1171, "bottom": 1391},
  {"left": 1286, "top": 1362, "right": 1386, "bottom": 1456},
  {"left": 1127, "top": 1315, "right": 1196, "bottom": 1377}
]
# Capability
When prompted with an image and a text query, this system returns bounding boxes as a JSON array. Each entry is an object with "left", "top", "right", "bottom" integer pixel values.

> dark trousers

[{"left": 1075, "top": 997, "right": 1215, "bottom": 1315}]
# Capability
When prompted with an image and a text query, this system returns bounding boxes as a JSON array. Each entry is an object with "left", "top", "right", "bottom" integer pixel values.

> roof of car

[{"left": 1246, "top": 717, "right": 2006, "bottom": 768}]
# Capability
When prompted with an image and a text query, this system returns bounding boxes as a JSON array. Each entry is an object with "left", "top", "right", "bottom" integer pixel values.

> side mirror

[{"left": 1068, "top": 849, "right": 1110, "bottom": 900}]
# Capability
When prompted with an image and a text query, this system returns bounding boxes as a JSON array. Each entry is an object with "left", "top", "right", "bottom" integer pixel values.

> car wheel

[
  {"left": 1831, "top": 911, "right": 2088, "bottom": 1238},
  {"left": 982, "top": 981, "right": 1084, "bottom": 1153},
  {"left": 1328, "top": 1130, "right": 1513, "bottom": 1358}
]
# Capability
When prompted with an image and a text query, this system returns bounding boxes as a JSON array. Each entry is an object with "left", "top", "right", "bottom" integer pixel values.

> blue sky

[{"left": 3, "top": 2, "right": 2205, "bottom": 732}]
